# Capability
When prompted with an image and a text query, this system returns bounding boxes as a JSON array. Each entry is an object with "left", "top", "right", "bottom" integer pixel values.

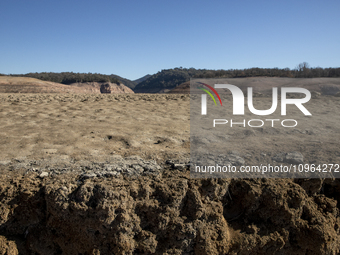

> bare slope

[
  {"left": 0, "top": 77, "right": 134, "bottom": 94},
  {"left": 0, "top": 76, "right": 89, "bottom": 93},
  {"left": 69, "top": 82, "right": 134, "bottom": 94}
]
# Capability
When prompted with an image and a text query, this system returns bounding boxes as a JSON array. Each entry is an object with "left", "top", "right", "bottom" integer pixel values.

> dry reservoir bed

[
  {"left": 0, "top": 94, "right": 190, "bottom": 162},
  {"left": 0, "top": 93, "right": 339, "bottom": 254}
]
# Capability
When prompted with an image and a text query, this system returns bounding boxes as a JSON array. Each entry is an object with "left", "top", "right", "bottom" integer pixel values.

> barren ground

[{"left": 0, "top": 93, "right": 339, "bottom": 254}]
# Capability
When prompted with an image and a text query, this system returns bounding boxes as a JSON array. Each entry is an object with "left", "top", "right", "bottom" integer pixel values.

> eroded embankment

[{"left": 0, "top": 164, "right": 339, "bottom": 254}]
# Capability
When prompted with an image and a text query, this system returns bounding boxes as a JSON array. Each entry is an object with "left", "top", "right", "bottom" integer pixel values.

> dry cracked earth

[{"left": 0, "top": 93, "right": 340, "bottom": 254}]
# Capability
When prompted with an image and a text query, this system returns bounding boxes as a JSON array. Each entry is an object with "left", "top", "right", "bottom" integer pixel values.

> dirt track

[{"left": 0, "top": 93, "right": 340, "bottom": 254}]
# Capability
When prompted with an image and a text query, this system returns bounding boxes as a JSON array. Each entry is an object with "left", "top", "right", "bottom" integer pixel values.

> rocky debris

[
  {"left": 335, "top": 91, "right": 340, "bottom": 97},
  {"left": 273, "top": 151, "right": 304, "bottom": 164},
  {"left": 0, "top": 155, "right": 162, "bottom": 179},
  {"left": 38, "top": 171, "right": 49, "bottom": 178},
  {"left": 79, "top": 173, "right": 97, "bottom": 180},
  {"left": 166, "top": 158, "right": 190, "bottom": 171},
  {"left": 78, "top": 156, "right": 161, "bottom": 179},
  {"left": 171, "top": 163, "right": 187, "bottom": 171},
  {"left": 0, "top": 93, "right": 189, "bottom": 104},
  {"left": 191, "top": 152, "right": 246, "bottom": 172}
]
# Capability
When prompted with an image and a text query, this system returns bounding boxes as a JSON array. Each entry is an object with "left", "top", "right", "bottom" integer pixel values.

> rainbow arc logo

[{"left": 197, "top": 82, "right": 222, "bottom": 106}]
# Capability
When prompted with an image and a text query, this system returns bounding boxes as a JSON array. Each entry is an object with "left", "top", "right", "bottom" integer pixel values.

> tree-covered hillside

[
  {"left": 7, "top": 72, "right": 145, "bottom": 89},
  {"left": 134, "top": 64, "right": 340, "bottom": 93},
  {"left": 109, "top": 74, "right": 136, "bottom": 89},
  {"left": 3, "top": 63, "right": 340, "bottom": 93},
  {"left": 133, "top": 75, "right": 152, "bottom": 85},
  {"left": 134, "top": 68, "right": 195, "bottom": 93},
  {"left": 10, "top": 72, "right": 122, "bottom": 85}
]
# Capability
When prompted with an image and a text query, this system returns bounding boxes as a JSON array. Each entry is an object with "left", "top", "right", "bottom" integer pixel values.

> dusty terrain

[{"left": 0, "top": 93, "right": 339, "bottom": 254}]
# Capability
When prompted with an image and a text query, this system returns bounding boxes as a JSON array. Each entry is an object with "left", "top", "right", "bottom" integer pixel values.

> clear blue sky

[{"left": 1, "top": 0, "right": 339, "bottom": 80}]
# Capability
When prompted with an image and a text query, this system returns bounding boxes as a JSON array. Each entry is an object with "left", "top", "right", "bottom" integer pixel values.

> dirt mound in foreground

[{"left": 0, "top": 167, "right": 339, "bottom": 254}]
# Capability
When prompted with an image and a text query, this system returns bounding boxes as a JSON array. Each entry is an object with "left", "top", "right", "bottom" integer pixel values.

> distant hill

[
  {"left": 109, "top": 74, "right": 152, "bottom": 89},
  {"left": 4, "top": 64, "right": 340, "bottom": 93},
  {"left": 168, "top": 77, "right": 340, "bottom": 95},
  {"left": 167, "top": 81, "right": 190, "bottom": 94},
  {"left": 133, "top": 74, "right": 152, "bottom": 85},
  {"left": 109, "top": 74, "right": 136, "bottom": 89},
  {"left": 8, "top": 72, "right": 151, "bottom": 90},
  {"left": 12, "top": 72, "right": 121, "bottom": 84},
  {"left": 0, "top": 76, "right": 133, "bottom": 94},
  {"left": 134, "top": 66, "right": 340, "bottom": 93},
  {"left": 134, "top": 68, "right": 194, "bottom": 93},
  {"left": 0, "top": 76, "right": 90, "bottom": 93}
]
